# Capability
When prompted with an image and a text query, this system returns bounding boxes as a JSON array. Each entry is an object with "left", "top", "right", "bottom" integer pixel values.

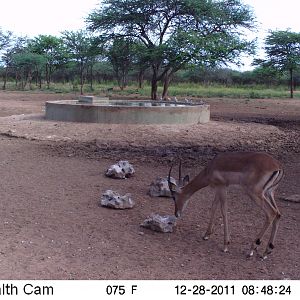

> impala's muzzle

[
  {"left": 168, "top": 162, "right": 183, "bottom": 218},
  {"left": 174, "top": 200, "right": 181, "bottom": 218}
]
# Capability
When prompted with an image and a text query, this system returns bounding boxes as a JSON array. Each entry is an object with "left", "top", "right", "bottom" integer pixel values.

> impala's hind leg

[
  {"left": 246, "top": 190, "right": 278, "bottom": 258},
  {"left": 261, "top": 189, "right": 281, "bottom": 259}
]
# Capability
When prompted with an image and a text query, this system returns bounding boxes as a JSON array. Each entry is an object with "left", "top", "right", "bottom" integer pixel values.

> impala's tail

[
  {"left": 263, "top": 169, "right": 284, "bottom": 212},
  {"left": 263, "top": 169, "right": 284, "bottom": 191}
]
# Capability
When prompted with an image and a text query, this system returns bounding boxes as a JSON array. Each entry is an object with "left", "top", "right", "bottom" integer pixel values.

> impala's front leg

[
  {"left": 203, "top": 189, "right": 220, "bottom": 241},
  {"left": 220, "top": 189, "right": 230, "bottom": 252},
  {"left": 203, "top": 192, "right": 220, "bottom": 241}
]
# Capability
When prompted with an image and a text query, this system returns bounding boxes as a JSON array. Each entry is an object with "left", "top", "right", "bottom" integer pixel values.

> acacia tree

[
  {"left": 11, "top": 52, "right": 46, "bottom": 90},
  {"left": 1, "top": 36, "right": 29, "bottom": 89},
  {"left": 28, "top": 35, "right": 65, "bottom": 88},
  {"left": 87, "top": 0, "right": 256, "bottom": 99},
  {"left": 62, "top": 30, "right": 98, "bottom": 94},
  {"left": 0, "top": 29, "right": 14, "bottom": 89},
  {"left": 0, "top": 28, "right": 13, "bottom": 51},
  {"left": 257, "top": 30, "right": 300, "bottom": 98},
  {"left": 107, "top": 38, "right": 136, "bottom": 90}
]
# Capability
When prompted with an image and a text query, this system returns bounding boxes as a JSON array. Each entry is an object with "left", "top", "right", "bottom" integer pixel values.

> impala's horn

[
  {"left": 168, "top": 164, "right": 175, "bottom": 198},
  {"left": 179, "top": 159, "right": 182, "bottom": 186}
]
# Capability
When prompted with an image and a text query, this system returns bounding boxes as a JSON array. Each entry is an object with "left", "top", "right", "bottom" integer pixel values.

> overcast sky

[
  {"left": 0, "top": 0, "right": 99, "bottom": 37},
  {"left": 241, "top": 0, "right": 300, "bottom": 68},
  {"left": 1, "top": 0, "right": 300, "bottom": 70}
]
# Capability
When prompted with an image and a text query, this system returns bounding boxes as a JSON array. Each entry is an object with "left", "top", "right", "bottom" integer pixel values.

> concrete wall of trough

[{"left": 45, "top": 100, "right": 210, "bottom": 124}]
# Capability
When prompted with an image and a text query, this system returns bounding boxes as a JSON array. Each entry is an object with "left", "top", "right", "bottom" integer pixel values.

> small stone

[
  {"left": 141, "top": 213, "right": 177, "bottom": 233},
  {"left": 280, "top": 194, "right": 300, "bottom": 203},
  {"left": 105, "top": 161, "right": 135, "bottom": 179},
  {"left": 100, "top": 190, "right": 135, "bottom": 209},
  {"left": 148, "top": 177, "right": 177, "bottom": 197},
  {"left": 106, "top": 164, "right": 125, "bottom": 179},
  {"left": 118, "top": 160, "right": 135, "bottom": 177}
]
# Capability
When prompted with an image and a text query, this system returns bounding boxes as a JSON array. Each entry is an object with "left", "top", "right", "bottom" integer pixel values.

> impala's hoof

[
  {"left": 203, "top": 235, "right": 209, "bottom": 241},
  {"left": 246, "top": 250, "right": 254, "bottom": 259},
  {"left": 261, "top": 250, "right": 272, "bottom": 260}
]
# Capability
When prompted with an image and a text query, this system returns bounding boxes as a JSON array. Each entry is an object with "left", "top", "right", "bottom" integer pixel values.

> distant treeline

[
  {"left": 1, "top": 61, "right": 299, "bottom": 91},
  {"left": 1, "top": 0, "right": 300, "bottom": 98}
]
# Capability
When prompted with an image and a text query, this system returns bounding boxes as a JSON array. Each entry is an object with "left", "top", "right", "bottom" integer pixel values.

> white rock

[
  {"left": 106, "top": 164, "right": 125, "bottom": 179},
  {"left": 100, "top": 190, "right": 135, "bottom": 209},
  {"left": 141, "top": 213, "right": 177, "bottom": 233},
  {"left": 148, "top": 177, "right": 177, "bottom": 197},
  {"left": 280, "top": 194, "right": 300, "bottom": 203},
  {"left": 118, "top": 160, "right": 135, "bottom": 177},
  {"left": 105, "top": 161, "right": 135, "bottom": 179}
]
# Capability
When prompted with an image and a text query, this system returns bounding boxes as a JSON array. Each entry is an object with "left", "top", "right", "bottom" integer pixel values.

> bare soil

[{"left": 0, "top": 90, "right": 299, "bottom": 280}]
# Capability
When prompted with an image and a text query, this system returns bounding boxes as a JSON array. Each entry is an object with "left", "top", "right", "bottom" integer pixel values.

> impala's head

[{"left": 168, "top": 161, "right": 190, "bottom": 218}]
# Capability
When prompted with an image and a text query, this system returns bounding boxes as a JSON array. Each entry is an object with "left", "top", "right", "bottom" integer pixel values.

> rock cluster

[
  {"left": 148, "top": 176, "right": 177, "bottom": 197},
  {"left": 140, "top": 213, "right": 177, "bottom": 233},
  {"left": 100, "top": 190, "right": 135, "bottom": 209},
  {"left": 105, "top": 160, "right": 135, "bottom": 179},
  {"left": 102, "top": 161, "right": 178, "bottom": 234}
]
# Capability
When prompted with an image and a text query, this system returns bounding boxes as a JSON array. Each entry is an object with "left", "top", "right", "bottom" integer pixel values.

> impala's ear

[{"left": 182, "top": 175, "right": 190, "bottom": 186}]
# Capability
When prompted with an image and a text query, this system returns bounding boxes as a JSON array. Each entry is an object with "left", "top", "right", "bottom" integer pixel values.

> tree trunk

[
  {"left": 122, "top": 69, "right": 128, "bottom": 90},
  {"left": 151, "top": 66, "right": 158, "bottom": 100},
  {"left": 80, "top": 60, "right": 84, "bottom": 95},
  {"left": 21, "top": 69, "right": 28, "bottom": 90},
  {"left": 2, "top": 67, "right": 8, "bottom": 90},
  {"left": 151, "top": 78, "right": 158, "bottom": 100},
  {"left": 162, "top": 74, "right": 172, "bottom": 100},
  {"left": 15, "top": 72, "right": 18, "bottom": 88},
  {"left": 46, "top": 64, "right": 50, "bottom": 89},
  {"left": 38, "top": 69, "right": 42, "bottom": 89},
  {"left": 90, "top": 64, "right": 94, "bottom": 91},
  {"left": 116, "top": 70, "right": 123, "bottom": 91},
  {"left": 290, "top": 68, "right": 294, "bottom": 98},
  {"left": 138, "top": 69, "right": 144, "bottom": 89},
  {"left": 28, "top": 69, "right": 33, "bottom": 90}
]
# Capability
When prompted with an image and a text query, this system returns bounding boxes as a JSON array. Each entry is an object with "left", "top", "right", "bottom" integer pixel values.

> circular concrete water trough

[{"left": 45, "top": 98, "right": 210, "bottom": 124}]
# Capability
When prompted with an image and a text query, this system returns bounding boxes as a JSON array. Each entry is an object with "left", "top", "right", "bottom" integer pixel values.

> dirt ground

[{"left": 0, "top": 90, "right": 299, "bottom": 280}]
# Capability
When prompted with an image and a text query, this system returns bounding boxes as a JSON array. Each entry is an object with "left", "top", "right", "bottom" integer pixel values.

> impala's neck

[{"left": 182, "top": 168, "right": 209, "bottom": 198}]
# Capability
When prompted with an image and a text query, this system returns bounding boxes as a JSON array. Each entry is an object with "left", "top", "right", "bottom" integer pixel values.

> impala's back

[{"left": 206, "top": 152, "right": 283, "bottom": 188}]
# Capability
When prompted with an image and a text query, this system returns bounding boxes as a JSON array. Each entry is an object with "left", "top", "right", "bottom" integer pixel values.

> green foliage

[
  {"left": 11, "top": 52, "right": 47, "bottom": 89},
  {"left": 28, "top": 35, "right": 67, "bottom": 87},
  {"left": 0, "top": 28, "right": 13, "bottom": 52},
  {"left": 62, "top": 30, "right": 101, "bottom": 94},
  {"left": 87, "top": 0, "right": 257, "bottom": 99},
  {"left": 3, "top": 6, "right": 300, "bottom": 100},
  {"left": 108, "top": 81, "right": 300, "bottom": 99},
  {"left": 0, "top": 29, "right": 15, "bottom": 67},
  {"left": 29, "top": 35, "right": 63, "bottom": 58},
  {"left": 149, "top": 82, "right": 291, "bottom": 99},
  {"left": 255, "top": 30, "right": 300, "bottom": 98},
  {"left": 107, "top": 38, "right": 136, "bottom": 89},
  {"left": 62, "top": 30, "right": 90, "bottom": 61},
  {"left": 264, "top": 30, "right": 300, "bottom": 70}
]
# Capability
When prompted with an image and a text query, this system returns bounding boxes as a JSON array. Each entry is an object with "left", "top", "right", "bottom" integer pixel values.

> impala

[{"left": 168, "top": 152, "right": 284, "bottom": 259}]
